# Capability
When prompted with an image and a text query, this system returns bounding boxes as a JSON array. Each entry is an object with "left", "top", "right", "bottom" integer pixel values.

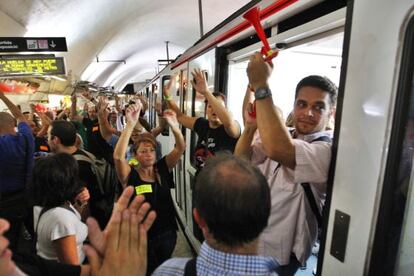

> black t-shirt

[
  {"left": 127, "top": 157, "right": 177, "bottom": 238},
  {"left": 34, "top": 136, "right": 50, "bottom": 157},
  {"left": 72, "top": 149, "right": 108, "bottom": 228},
  {"left": 14, "top": 252, "right": 80, "bottom": 276},
  {"left": 193, "top": 117, "right": 239, "bottom": 170},
  {"left": 83, "top": 117, "right": 114, "bottom": 164}
]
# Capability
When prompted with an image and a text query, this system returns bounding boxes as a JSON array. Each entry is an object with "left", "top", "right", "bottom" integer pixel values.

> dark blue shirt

[{"left": 0, "top": 122, "right": 34, "bottom": 193}]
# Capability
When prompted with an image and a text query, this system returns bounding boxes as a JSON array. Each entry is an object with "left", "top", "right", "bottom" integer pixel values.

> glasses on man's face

[{"left": 137, "top": 148, "right": 155, "bottom": 155}]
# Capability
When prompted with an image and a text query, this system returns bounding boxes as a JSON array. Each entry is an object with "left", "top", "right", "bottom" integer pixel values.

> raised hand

[
  {"left": 84, "top": 186, "right": 156, "bottom": 276},
  {"left": 0, "top": 219, "right": 17, "bottom": 276},
  {"left": 164, "top": 75, "right": 177, "bottom": 98},
  {"left": 125, "top": 102, "right": 142, "bottom": 126},
  {"left": 246, "top": 52, "right": 273, "bottom": 90},
  {"left": 97, "top": 97, "right": 110, "bottom": 118},
  {"left": 191, "top": 68, "right": 209, "bottom": 95},
  {"left": 163, "top": 109, "right": 179, "bottom": 129}
]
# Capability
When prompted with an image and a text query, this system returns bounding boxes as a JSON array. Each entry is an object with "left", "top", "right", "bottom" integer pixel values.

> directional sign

[
  {"left": 0, "top": 37, "right": 67, "bottom": 52},
  {"left": 0, "top": 56, "right": 66, "bottom": 76}
]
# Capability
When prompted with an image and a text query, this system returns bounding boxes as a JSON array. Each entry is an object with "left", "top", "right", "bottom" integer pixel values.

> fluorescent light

[{"left": 50, "top": 75, "right": 67, "bottom": 81}]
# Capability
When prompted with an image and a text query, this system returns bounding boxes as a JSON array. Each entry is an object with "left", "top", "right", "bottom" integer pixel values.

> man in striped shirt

[{"left": 153, "top": 153, "right": 279, "bottom": 275}]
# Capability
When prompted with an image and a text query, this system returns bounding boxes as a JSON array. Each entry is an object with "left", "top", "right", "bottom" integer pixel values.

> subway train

[
  {"left": 137, "top": 0, "right": 414, "bottom": 275},
  {"left": 0, "top": 0, "right": 413, "bottom": 275}
]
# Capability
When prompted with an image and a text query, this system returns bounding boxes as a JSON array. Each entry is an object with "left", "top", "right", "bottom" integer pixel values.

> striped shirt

[{"left": 153, "top": 241, "right": 279, "bottom": 275}]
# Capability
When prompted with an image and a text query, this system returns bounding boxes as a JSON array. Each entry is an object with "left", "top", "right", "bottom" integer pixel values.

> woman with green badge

[{"left": 113, "top": 101, "right": 185, "bottom": 275}]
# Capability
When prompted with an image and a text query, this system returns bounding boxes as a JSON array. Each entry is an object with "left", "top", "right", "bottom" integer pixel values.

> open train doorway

[{"left": 226, "top": 30, "right": 344, "bottom": 275}]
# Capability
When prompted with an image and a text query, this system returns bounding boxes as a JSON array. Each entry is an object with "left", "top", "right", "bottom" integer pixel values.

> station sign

[
  {"left": 0, "top": 56, "right": 66, "bottom": 76},
  {"left": 0, "top": 37, "right": 67, "bottom": 52}
]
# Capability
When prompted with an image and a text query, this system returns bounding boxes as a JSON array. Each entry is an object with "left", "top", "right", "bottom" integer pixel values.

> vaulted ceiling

[{"left": 0, "top": 0, "right": 251, "bottom": 90}]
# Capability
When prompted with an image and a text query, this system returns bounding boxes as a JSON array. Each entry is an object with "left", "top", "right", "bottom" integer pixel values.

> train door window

[
  {"left": 151, "top": 83, "right": 158, "bottom": 127},
  {"left": 161, "top": 76, "right": 171, "bottom": 136},
  {"left": 227, "top": 32, "right": 343, "bottom": 130},
  {"left": 179, "top": 69, "right": 188, "bottom": 217},
  {"left": 190, "top": 71, "right": 208, "bottom": 168},
  {"left": 369, "top": 14, "right": 414, "bottom": 276},
  {"left": 180, "top": 70, "right": 189, "bottom": 139}
]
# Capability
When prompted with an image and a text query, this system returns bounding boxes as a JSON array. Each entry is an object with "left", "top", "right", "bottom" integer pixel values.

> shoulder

[
  {"left": 194, "top": 117, "right": 208, "bottom": 132},
  {"left": 152, "top": 257, "right": 191, "bottom": 276},
  {"left": 17, "top": 122, "right": 33, "bottom": 137}
]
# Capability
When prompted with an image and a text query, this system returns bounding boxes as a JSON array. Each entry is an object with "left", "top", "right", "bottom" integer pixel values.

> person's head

[
  {"left": 133, "top": 133, "right": 157, "bottom": 168},
  {"left": 193, "top": 153, "right": 270, "bottom": 247},
  {"left": 48, "top": 120, "right": 77, "bottom": 152},
  {"left": 0, "top": 112, "right": 16, "bottom": 135},
  {"left": 27, "top": 119, "right": 39, "bottom": 135},
  {"left": 22, "top": 111, "right": 31, "bottom": 121},
  {"left": 31, "top": 153, "right": 82, "bottom": 208},
  {"left": 293, "top": 75, "right": 337, "bottom": 135},
  {"left": 87, "top": 105, "right": 97, "bottom": 120},
  {"left": 205, "top": 92, "right": 226, "bottom": 126}
]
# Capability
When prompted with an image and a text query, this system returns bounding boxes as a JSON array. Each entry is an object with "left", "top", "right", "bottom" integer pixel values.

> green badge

[{"left": 135, "top": 184, "right": 153, "bottom": 195}]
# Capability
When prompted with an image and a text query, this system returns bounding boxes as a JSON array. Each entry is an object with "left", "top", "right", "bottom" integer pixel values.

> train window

[
  {"left": 161, "top": 76, "right": 171, "bottom": 136},
  {"left": 369, "top": 14, "right": 414, "bottom": 276},
  {"left": 227, "top": 32, "right": 343, "bottom": 129},
  {"left": 190, "top": 71, "right": 208, "bottom": 168}
]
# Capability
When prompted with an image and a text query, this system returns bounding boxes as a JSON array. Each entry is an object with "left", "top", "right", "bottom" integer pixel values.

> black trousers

[
  {"left": 0, "top": 191, "right": 27, "bottom": 252},
  {"left": 275, "top": 254, "right": 302, "bottom": 276},
  {"left": 146, "top": 230, "right": 177, "bottom": 275}
]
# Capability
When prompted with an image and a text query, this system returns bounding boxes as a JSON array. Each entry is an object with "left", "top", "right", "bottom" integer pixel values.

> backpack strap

[
  {"left": 73, "top": 150, "right": 97, "bottom": 164},
  {"left": 301, "top": 134, "right": 332, "bottom": 229},
  {"left": 184, "top": 257, "right": 197, "bottom": 276},
  {"left": 301, "top": 183, "right": 322, "bottom": 228}
]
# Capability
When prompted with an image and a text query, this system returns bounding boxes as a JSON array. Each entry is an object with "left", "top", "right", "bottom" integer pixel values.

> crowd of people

[{"left": 0, "top": 52, "right": 337, "bottom": 275}]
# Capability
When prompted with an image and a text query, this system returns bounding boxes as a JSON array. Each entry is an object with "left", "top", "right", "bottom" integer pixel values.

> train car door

[
  {"left": 226, "top": 7, "right": 344, "bottom": 275},
  {"left": 322, "top": 0, "right": 414, "bottom": 275}
]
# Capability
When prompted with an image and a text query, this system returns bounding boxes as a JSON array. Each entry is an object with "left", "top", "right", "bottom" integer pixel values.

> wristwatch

[{"left": 254, "top": 87, "right": 272, "bottom": 100}]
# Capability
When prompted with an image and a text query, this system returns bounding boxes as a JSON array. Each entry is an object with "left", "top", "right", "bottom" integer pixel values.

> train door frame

[
  {"left": 218, "top": 4, "right": 347, "bottom": 276},
  {"left": 321, "top": 1, "right": 414, "bottom": 275}
]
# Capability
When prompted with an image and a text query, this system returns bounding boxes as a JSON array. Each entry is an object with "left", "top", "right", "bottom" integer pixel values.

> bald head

[{"left": 194, "top": 153, "right": 270, "bottom": 247}]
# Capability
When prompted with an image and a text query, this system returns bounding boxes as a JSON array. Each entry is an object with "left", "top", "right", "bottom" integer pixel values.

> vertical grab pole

[{"left": 198, "top": 0, "right": 204, "bottom": 37}]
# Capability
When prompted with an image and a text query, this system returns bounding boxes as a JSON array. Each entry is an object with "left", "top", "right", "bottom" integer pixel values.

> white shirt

[
  {"left": 33, "top": 204, "right": 88, "bottom": 264},
  {"left": 251, "top": 131, "right": 332, "bottom": 265}
]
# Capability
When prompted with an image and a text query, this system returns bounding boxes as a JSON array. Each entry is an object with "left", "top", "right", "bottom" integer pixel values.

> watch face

[{"left": 255, "top": 87, "right": 271, "bottom": 99}]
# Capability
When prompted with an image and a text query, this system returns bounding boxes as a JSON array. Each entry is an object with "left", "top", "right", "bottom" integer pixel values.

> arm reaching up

[
  {"left": 163, "top": 109, "right": 186, "bottom": 170},
  {"left": 191, "top": 69, "right": 240, "bottom": 138},
  {"left": 113, "top": 102, "right": 142, "bottom": 187},
  {"left": 164, "top": 75, "right": 198, "bottom": 130},
  {"left": 0, "top": 91, "right": 26, "bottom": 123}
]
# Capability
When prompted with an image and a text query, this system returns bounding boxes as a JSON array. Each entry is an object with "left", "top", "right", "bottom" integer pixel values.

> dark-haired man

[
  {"left": 164, "top": 69, "right": 240, "bottom": 171},
  {"left": 153, "top": 153, "right": 278, "bottom": 275},
  {"left": 0, "top": 91, "right": 34, "bottom": 251},
  {"left": 47, "top": 120, "right": 111, "bottom": 227},
  {"left": 235, "top": 53, "right": 337, "bottom": 275}
]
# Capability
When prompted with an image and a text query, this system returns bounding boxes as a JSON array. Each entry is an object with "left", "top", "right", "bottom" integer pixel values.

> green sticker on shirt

[{"left": 135, "top": 184, "right": 153, "bottom": 195}]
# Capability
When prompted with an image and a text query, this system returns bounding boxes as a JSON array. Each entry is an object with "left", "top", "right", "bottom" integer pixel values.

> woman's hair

[
  {"left": 133, "top": 132, "right": 157, "bottom": 153},
  {"left": 31, "top": 153, "right": 83, "bottom": 208}
]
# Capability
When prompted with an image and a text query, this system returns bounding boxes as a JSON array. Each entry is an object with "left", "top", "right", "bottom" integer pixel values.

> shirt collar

[{"left": 198, "top": 242, "right": 278, "bottom": 274}]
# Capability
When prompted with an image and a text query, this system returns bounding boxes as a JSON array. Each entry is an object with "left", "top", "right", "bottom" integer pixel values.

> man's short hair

[
  {"left": 295, "top": 75, "right": 338, "bottom": 106},
  {"left": 50, "top": 120, "right": 77, "bottom": 146},
  {"left": 194, "top": 153, "right": 270, "bottom": 247},
  {"left": 204, "top": 92, "right": 227, "bottom": 105}
]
